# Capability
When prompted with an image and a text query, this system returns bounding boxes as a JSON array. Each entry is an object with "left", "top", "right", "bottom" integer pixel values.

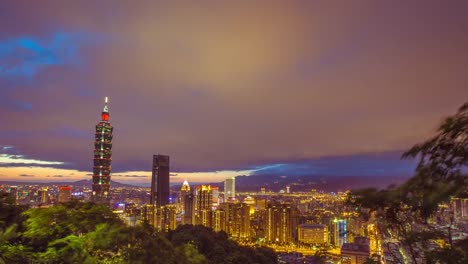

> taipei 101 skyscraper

[{"left": 92, "top": 97, "right": 113, "bottom": 203}]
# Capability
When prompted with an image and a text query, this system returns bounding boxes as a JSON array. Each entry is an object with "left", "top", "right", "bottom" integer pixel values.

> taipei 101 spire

[{"left": 92, "top": 97, "right": 113, "bottom": 203}]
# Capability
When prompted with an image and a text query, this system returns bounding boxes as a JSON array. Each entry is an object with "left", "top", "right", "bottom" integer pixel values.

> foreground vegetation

[
  {"left": 350, "top": 102, "right": 468, "bottom": 263},
  {"left": 0, "top": 197, "right": 276, "bottom": 264}
]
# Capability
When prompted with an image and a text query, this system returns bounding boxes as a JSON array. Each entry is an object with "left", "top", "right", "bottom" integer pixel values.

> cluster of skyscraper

[{"left": 86, "top": 97, "right": 466, "bottom": 263}]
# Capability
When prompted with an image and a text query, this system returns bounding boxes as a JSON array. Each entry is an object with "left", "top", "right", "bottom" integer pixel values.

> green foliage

[
  {"left": 169, "top": 225, "right": 277, "bottom": 264},
  {"left": 175, "top": 243, "right": 207, "bottom": 264},
  {"left": 124, "top": 224, "right": 176, "bottom": 264},
  {"left": 0, "top": 191, "right": 28, "bottom": 232},
  {"left": 0, "top": 201, "right": 277, "bottom": 263}
]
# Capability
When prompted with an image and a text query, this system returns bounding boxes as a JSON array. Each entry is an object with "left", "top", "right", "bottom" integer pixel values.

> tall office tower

[
  {"left": 195, "top": 185, "right": 213, "bottom": 227},
  {"left": 224, "top": 177, "right": 235, "bottom": 200},
  {"left": 58, "top": 186, "right": 72, "bottom": 203},
  {"left": 179, "top": 180, "right": 190, "bottom": 214},
  {"left": 151, "top": 155, "right": 170, "bottom": 207},
  {"left": 38, "top": 188, "right": 48, "bottom": 204},
  {"left": 263, "top": 202, "right": 298, "bottom": 244},
  {"left": 183, "top": 193, "right": 195, "bottom": 225},
  {"left": 92, "top": 97, "right": 113, "bottom": 203}
]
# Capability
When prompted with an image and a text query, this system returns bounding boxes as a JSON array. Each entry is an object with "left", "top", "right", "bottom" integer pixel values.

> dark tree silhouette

[{"left": 349, "top": 102, "right": 468, "bottom": 264}]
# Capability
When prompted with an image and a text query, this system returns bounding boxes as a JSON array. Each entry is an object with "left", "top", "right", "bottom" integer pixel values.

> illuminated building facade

[
  {"left": 298, "top": 224, "right": 328, "bottom": 244},
  {"left": 179, "top": 180, "right": 191, "bottom": 214},
  {"left": 212, "top": 209, "right": 226, "bottom": 232},
  {"left": 58, "top": 186, "right": 72, "bottom": 203},
  {"left": 224, "top": 176, "right": 235, "bottom": 199},
  {"left": 331, "top": 218, "right": 348, "bottom": 247},
  {"left": 141, "top": 204, "right": 155, "bottom": 226},
  {"left": 195, "top": 185, "right": 213, "bottom": 227},
  {"left": 38, "top": 188, "right": 48, "bottom": 204},
  {"left": 92, "top": 97, "right": 113, "bottom": 203},
  {"left": 219, "top": 202, "right": 251, "bottom": 239},
  {"left": 156, "top": 205, "right": 177, "bottom": 231},
  {"left": 211, "top": 186, "right": 219, "bottom": 206},
  {"left": 263, "top": 202, "right": 298, "bottom": 244},
  {"left": 195, "top": 185, "right": 213, "bottom": 211},
  {"left": 151, "top": 154, "right": 170, "bottom": 207}
]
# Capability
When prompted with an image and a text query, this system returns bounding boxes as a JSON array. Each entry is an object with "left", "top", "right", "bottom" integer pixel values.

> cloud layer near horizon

[{"left": 1, "top": 1, "right": 467, "bottom": 183}]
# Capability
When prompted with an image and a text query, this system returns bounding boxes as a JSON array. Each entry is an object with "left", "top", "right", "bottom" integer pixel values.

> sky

[{"left": 1, "top": 1, "right": 467, "bottom": 185}]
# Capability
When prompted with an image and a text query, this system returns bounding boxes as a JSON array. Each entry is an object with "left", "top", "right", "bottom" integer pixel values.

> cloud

[
  {"left": 0, "top": 32, "right": 99, "bottom": 79},
  {"left": 113, "top": 175, "right": 148, "bottom": 178},
  {"left": 50, "top": 175, "right": 65, "bottom": 178},
  {"left": 0, "top": 154, "right": 64, "bottom": 167},
  {"left": 0, "top": 1, "right": 467, "bottom": 181},
  {"left": 19, "top": 174, "right": 35, "bottom": 177},
  {"left": 251, "top": 152, "right": 417, "bottom": 177}
]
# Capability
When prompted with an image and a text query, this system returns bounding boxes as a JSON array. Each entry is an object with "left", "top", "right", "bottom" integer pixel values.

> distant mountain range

[
  {"left": 234, "top": 174, "right": 410, "bottom": 192},
  {"left": 172, "top": 174, "right": 411, "bottom": 192},
  {"left": 0, "top": 179, "right": 140, "bottom": 189},
  {"left": 2, "top": 174, "right": 410, "bottom": 192}
]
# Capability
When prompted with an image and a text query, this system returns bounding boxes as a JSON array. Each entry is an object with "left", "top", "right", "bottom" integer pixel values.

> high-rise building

[
  {"left": 234, "top": 203, "right": 251, "bottom": 239},
  {"left": 58, "top": 186, "right": 72, "bottom": 203},
  {"left": 141, "top": 204, "right": 155, "bottom": 226},
  {"left": 195, "top": 185, "right": 213, "bottom": 211},
  {"left": 155, "top": 205, "right": 177, "bottom": 231},
  {"left": 212, "top": 209, "right": 226, "bottom": 232},
  {"left": 151, "top": 154, "right": 170, "bottom": 207},
  {"left": 183, "top": 193, "right": 195, "bottom": 225},
  {"left": 211, "top": 186, "right": 219, "bottom": 206},
  {"left": 195, "top": 185, "right": 213, "bottom": 227},
  {"left": 92, "top": 97, "right": 113, "bottom": 203},
  {"left": 224, "top": 177, "right": 235, "bottom": 200},
  {"left": 263, "top": 202, "right": 298, "bottom": 244},
  {"left": 179, "top": 180, "right": 191, "bottom": 214},
  {"left": 38, "top": 188, "right": 48, "bottom": 204},
  {"left": 220, "top": 203, "right": 250, "bottom": 238},
  {"left": 331, "top": 218, "right": 348, "bottom": 247}
]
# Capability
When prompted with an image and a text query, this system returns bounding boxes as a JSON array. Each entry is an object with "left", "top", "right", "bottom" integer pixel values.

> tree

[
  {"left": 124, "top": 224, "right": 176, "bottom": 264},
  {"left": 168, "top": 225, "right": 277, "bottom": 264},
  {"left": 349, "top": 102, "right": 468, "bottom": 263},
  {"left": 402, "top": 102, "right": 467, "bottom": 220},
  {"left": 175, "top": 243, "right": 207, "bottom": 264}
]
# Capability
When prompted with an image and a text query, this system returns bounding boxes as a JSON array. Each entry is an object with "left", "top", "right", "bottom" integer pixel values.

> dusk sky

[{"left": 1, "top": 1, "right": 467, "bottom": 185}]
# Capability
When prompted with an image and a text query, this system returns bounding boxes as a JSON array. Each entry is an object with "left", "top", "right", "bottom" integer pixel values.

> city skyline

[{"left": 1, "top": 1, "right": 468, "bottom": 185}]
